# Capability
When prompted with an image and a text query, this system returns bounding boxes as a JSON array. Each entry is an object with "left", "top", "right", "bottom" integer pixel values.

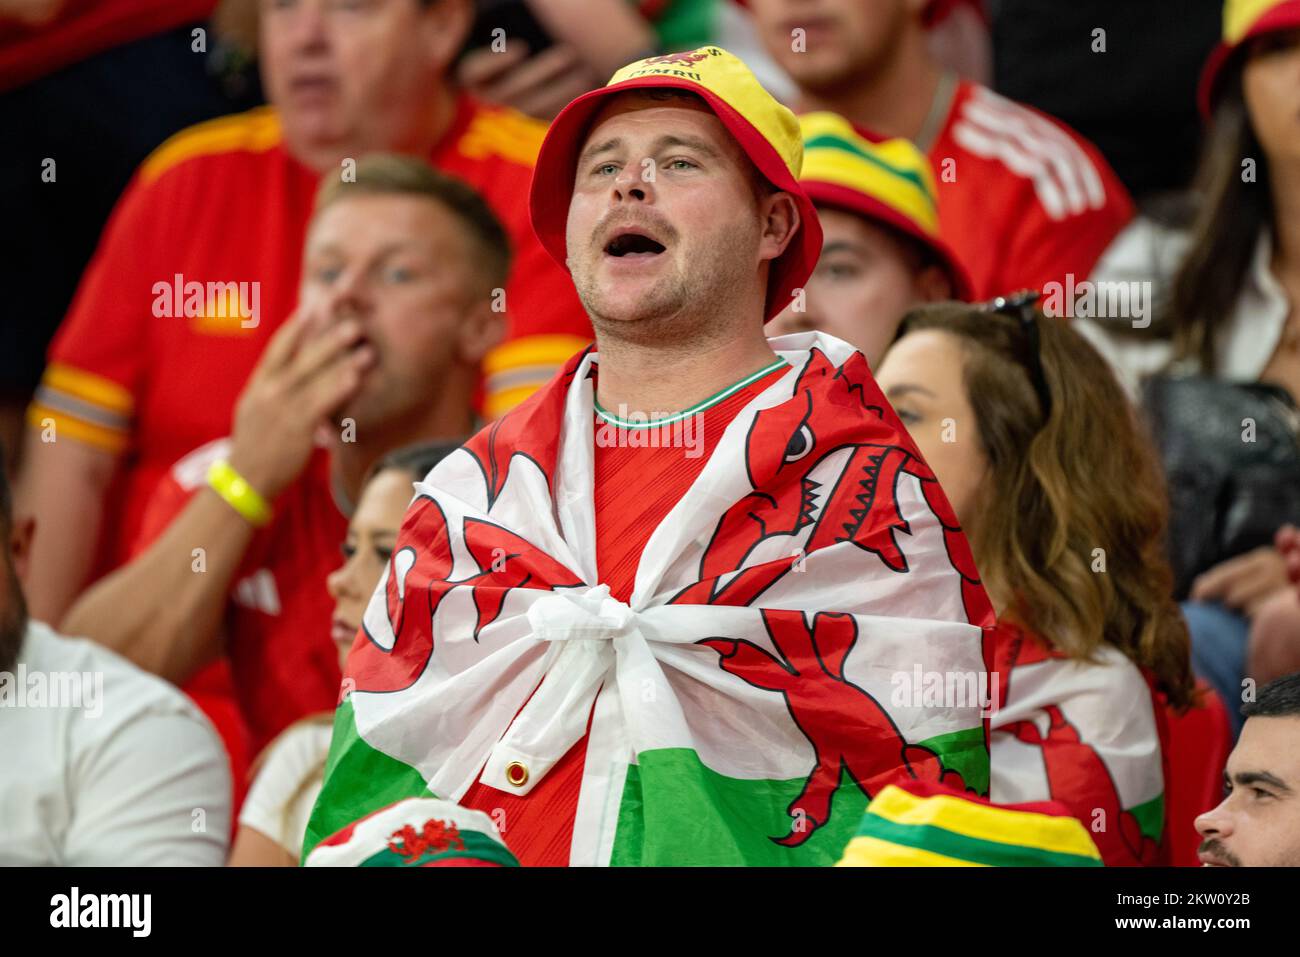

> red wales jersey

[
  {"left": 134, "top": 440, "right": 347, "bottom": 755},
  {"left": 455, "top": 357, "right": 790, "bottom": 865},
  {"left": 32, "top": 95, "right": 591, "bottom": 575},
  {"left": 928, "top": 79, "right": 1133, "bottom": 300}
]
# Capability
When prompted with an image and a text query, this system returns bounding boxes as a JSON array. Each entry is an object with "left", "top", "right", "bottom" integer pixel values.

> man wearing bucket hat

[
  {"left": 306, "top": 47, "right": 994, "bottom": 867},
  {"left": 744, "top": 0, "right": 1133, "bottom": 301},
  {"left": 768, "top": 112, "right": 973, "bottom": 368}
]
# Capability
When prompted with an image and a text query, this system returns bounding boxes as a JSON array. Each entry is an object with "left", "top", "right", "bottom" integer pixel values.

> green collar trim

[{"left": 594, "top": 357, "right": 788, "bottom": 429}]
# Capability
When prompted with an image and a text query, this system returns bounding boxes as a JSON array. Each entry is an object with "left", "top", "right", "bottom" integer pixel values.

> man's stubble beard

[{"left": 573, "top": 231, "right": 760, "bottom": 352}]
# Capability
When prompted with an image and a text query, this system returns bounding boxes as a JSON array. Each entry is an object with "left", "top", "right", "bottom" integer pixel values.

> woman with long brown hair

[
  {"left": 876, "top": 299, "right": 1194, "bottom": 867},
  {"left": 1077, "top": 0, "right": 1300, "bottom": 731}
]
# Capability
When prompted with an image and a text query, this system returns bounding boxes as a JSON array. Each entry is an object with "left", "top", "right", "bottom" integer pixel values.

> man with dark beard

[
  {"left": 1195, "top": 672, "right": 1300, "bottom": 867},
  {"left": 0, "top": 448, "right": 230, "bottom": 865}
]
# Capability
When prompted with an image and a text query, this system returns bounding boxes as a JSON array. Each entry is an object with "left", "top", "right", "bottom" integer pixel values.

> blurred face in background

[
  {"left": 1242, "top": 28, "right": 1300, "bottom": 169},
  {"left": 768, "top": 205, "right": 951, "bottom": 367},
  {"left": 1195, "top": 714, "right": 1300, "bottom": 867},
  {"left": 298, "top": 192, "right": 502, "bottom": 437},
  {"left": 326, "top": 467, "right": 414, "bottom": 668},
  {"left": 747, "top": 0, "right": 917, "bottom": 96},
  {"left": 566, "top": 92, "right": 794, "bottom": 334},
  {"left": 874, "top": 328, "right": 989, "bottom": 523},
  {"left": 260, "top": 0, "right": 471, "bottom": 169}
]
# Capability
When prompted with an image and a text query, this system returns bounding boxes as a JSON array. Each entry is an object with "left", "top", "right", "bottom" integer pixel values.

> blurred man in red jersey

[
  {"left": 745, "top": 0, "right": 1133, "bottom": 300},
  {"left": 19, "top": 0, "right": 590, "bottom": 624},
  {"left": 61, "top": 154, "right": 501, "bottom": 756}
]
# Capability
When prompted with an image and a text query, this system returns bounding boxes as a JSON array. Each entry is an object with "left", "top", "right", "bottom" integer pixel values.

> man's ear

[
  {"left": 457, "top": 293, "right": 508, "bottom": 365},
  {"left": 9, "top": 516, "right": 35, "bottom": 586},
  {"left": 758, "top": 191, "right": 800, "bottom": 265},
  {"left": 421, "top": 0, "right": 474, "bottom": 73}
]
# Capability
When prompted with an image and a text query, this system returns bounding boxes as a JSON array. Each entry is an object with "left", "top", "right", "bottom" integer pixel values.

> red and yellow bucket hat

[
  {"left": 529, "top": 46, "right": 823, "bottom": 322},
  {"left": 798, "top": 112, "right": 974, "bottom": 301},
  {"left": 1199, "top": 0, "right": 1300, "bottom": 116}
]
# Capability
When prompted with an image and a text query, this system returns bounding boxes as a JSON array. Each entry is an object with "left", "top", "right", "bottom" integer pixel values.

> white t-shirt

[
  {"left": 0, "top": 621, "right": 231, "bottom": 865},
  {"left": 238, "top": 719, "right": 333, "bottom": 859},
  {"left": 1076, "top": 221, "right": 1288, "bottom": 400}
]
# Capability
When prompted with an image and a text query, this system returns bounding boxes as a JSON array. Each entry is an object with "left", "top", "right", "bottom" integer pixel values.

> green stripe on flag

[
  {"left": 301, "top": 698, "right": 433, "bottom": 862},
  {"left": 610, "top": 748, "right": 868, "bottom": 866},
  {"left": 854, "top": 811, "right": 1105, "bottom": 867},
  {"left": 610, "top": 734, "right": 987, "bottom": 865},
  {"left": 918, "top": 726, "right": 989, "bottom": 796},
  {"left": 1128, "top": 792, "right": 1165, "bottom": 843}
]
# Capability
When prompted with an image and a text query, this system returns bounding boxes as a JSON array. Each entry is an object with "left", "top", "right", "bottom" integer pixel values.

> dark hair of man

[{"left": 1242, "top": 672, "right": 1300, "bottom": 719}]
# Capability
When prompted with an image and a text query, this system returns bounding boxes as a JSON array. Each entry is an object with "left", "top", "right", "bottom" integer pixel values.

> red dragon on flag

[{"left": 313, "top": 333, "right": 994, "bottom": 865}]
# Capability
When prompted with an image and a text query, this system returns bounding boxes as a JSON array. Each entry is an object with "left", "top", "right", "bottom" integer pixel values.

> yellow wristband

[{"left": 207, "top": 459, "right": 273, "bottom": 528}]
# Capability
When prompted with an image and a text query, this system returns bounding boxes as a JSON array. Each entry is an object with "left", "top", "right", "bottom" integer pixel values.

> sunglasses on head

[{"left": 982, "top": 290, "right": 1052, "bottom": 420}]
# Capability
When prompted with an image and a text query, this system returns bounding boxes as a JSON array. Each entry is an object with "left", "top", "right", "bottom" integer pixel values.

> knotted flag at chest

[{"left": 305, "top": 331, "right": 996, "bottom": 866}]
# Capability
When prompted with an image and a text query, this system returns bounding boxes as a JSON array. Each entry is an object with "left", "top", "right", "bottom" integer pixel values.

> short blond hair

[{"left": 314, "top": 153, "right": 511, "bottom": 294}]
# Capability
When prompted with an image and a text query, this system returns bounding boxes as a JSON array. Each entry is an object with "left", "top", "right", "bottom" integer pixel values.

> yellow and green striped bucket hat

[
  {"left": 838, "top": 782, "right": 1104, "bottom": 867},
  {"left": 798, "top": 111, "right": 973, "bottom": 300}
]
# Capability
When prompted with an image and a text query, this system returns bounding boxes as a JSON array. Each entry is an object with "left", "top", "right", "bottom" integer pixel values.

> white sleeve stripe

[
  {"left": 960, "top": 100, "right": 1091, "bottom": 215},
  {"left": 971, "top": 86, "right": 1099, "bottom": 177},
  {"left": 956, "top": 88, "right": 1108, "bottom": 216},
  {"left": 982, "top": 90, "right": 1108, "bottom": 207},
  {"left": 950, "top": 122, "right": 1069, "bottom": 220}
]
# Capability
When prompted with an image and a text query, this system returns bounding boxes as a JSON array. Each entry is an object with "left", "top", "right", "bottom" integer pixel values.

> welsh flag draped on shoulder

[
  {"left": 990, "top": 623, "right": 1170, "bottom": 867},
  {"left": 305, "top": 331, "right": 996, "bottom": 866}
]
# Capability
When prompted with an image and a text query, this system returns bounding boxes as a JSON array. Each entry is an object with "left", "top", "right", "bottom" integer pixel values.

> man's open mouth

[{"left": 604, "top": 230, "right": 667, "bottom": 258}]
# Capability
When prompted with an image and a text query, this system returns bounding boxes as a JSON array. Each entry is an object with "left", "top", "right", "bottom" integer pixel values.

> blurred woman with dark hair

[
  {"left": 1077, "top": 0, "right": 1300, "bottom": 730},
  {"left": 877, "top": 300, "right": 1194, "bottom": 866}
]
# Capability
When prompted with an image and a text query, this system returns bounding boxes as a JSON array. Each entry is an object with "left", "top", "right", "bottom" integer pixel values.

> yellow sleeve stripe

[
  {"left": 26, "top": 403, "right": 129, "bottom": 454},
  {"left": 457, "top": 107, "right": 547, "bottom": 167},
  {"left": 483, "top": 334, "right": 590, "bottom": 377},
  {"left": 837, "top": 834, "right": 985, "bottom": 868},
  {"left": 484, "top": 384, "right": 544, "bottom": 421},
  {"left": 140, "top": 107, "right": 283, "bottom": 185},
  {"left": 40, "top": 363, "right": 134, "bottom": 416}
]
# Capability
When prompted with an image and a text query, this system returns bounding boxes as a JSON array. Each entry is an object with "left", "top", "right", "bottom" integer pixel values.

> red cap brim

[
  {"left": 1198, "top": 1, "right": 1300, "bottom": 119},
  {"left": 529, "top": 76, "right": 823, "bottom": 323}
]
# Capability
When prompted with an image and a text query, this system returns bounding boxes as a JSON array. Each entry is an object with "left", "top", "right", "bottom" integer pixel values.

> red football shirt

[
  {"left": 456, "top": 357, "right": 790, "bottom": 866},
  {"left": 32, "top": 95, "right": 591, "bottom": 576},
  {"left": 134, "top": 439, "right": 347, "bottom": 756},
  {"left": 928, "top": 79, "right": 1133, "bottom": 300}
]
